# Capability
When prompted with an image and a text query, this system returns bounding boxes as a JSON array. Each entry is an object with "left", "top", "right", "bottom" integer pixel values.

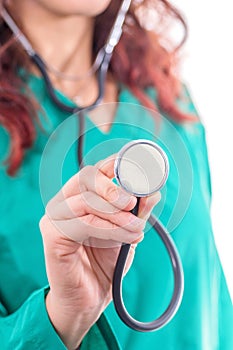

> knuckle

[
  {"left": 80, "top": 190, "right": 92, "bottom": 204},
  {"left": 78, "top": 165, "right": 95, "bottom": 186},
  {"left": 109, "top": 220, "right": 118, "bottom": 231},
  {"left": 39, "top": 214, "right": 61, "bottom": 238},
  {"left": 104, "top": 185, "right": 117, "bottom": 201},
  {"left": 131, "top": 233, "right": 144, "bottom": 244},
  {"left": 45, "top": 199, "right": 55, "bottom": 218},
  {"left": 140, "top": 195, "right": 158, "bottom": 217},
  {"left": 85, "top": 213, "right": 97, "bottom": 227},
  {"left": 150, "top": 192, "right": 161, "bottom": 205},
  {"left": 81, "top": 164, "right": 93, "bottom": 174},
  {"left": 39, "top": 214, "right": 52, "bottom": 235},
  {"left": 143, "top": 201, "right": 151, "bottom": 214},
  {"left": 39, "top": 215, "right": 47, "bottom": 231},
  {"left": 79, "top": 191, "right": 93, "bottom": 212},
  {"left": 108, "top": 223, "right": 121, "bottom": 241},
  {"left": 134, "top": 219, "right": 146, "bottom": 232}
]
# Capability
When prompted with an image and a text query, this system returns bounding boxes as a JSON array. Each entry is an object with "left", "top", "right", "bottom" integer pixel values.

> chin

[
  {"left": 39, "top": 0, "right": 113, "bottom": 17},
  {"left": 80, "top": 0, "right": 113, "bottom": 16}
]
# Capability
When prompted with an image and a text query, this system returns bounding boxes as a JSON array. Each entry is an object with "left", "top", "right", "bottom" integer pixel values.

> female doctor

[{"left": 0, "top": 0, "right": 232, "bottom": 349}]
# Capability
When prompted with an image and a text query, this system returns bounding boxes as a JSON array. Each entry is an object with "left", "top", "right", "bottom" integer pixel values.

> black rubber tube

[
  {"left": 32, "top": 51, "right": 111, "bottom": 114},
  {"left": 112, "top": 200, "right": 184, "bottom": 332}
]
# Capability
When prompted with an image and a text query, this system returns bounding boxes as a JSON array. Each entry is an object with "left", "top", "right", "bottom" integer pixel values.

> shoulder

[
  {"left": 143, "top": 83, "right": 212, "bottom": 197},
  {"left": 144, "top": 82, "right": 207, "bottom": 141}
]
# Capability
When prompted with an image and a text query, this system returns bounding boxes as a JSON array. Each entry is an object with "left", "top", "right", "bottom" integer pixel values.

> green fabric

[{"left": 0, "top": 74, "right": 232, "bottom": 350}]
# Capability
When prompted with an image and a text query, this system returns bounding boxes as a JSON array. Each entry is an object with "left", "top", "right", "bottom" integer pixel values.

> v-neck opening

[{"left": 84, "top": 101, "right": 125, "bottom": 136}]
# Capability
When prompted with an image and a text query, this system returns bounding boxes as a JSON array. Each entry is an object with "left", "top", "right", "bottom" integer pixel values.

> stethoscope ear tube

[
  {"left": 32, "top": 51, "right": 112, "bottom": 114},
  {"left": 112, "top": 201, "right": 184, "bottom": 332},
  {"left": 32, "top": 54, "right": 77, "bottom": 114}
]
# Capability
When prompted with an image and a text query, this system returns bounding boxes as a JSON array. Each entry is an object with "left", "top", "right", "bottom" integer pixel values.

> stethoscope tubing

[
  {"left": 112, "top": 199, "right": 184, "bottom": 332},
  {"left": 32, "top": 50, "right": 112, "bottom": 114}
]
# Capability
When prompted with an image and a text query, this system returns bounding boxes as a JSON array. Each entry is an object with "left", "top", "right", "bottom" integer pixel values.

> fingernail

[
  {"left": 132, "top": 234, "right": 144, "bottom": 244},
  {"left": 110, "top": 190, "right": 134, "bottom": 206},
  {"left": 129, "top": 215, "right": 145, "bottom": 228},
  {"left": 118, "top": 192, "right": 134, "bottom": 205}
]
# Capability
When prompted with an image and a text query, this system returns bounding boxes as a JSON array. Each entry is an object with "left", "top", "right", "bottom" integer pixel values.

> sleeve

[
  {"left": 179, "top": 85, "right": 233, "bottom": 348},
  {"left": 177, "top": 83, "right": 212, "bottom": 201},
  {"left": 0, "top": 287, "right": 68, "bottom": 350},
  {"left": 0, "top": 286, "right": 121, "bottom": 350},
  {"left": 146, "top": 82, "right": 212, "bottom": 203}
]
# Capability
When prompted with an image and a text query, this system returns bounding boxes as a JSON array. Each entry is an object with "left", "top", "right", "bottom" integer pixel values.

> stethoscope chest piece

[{"left": 114, "top": 139, "right": 169, "bottom": 197}]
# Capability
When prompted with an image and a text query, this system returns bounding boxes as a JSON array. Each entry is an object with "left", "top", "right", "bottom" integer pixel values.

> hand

[{"left": 39, "top": 154, "right": 161, "bottom": 349}]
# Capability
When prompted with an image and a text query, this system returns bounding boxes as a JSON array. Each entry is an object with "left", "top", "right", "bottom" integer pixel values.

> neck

[
  {"left": 7, "top": 0, "right": 95, "bottom": 77},
  {"left": 6, "top": 0, "right": 119, "bottom": 127}
]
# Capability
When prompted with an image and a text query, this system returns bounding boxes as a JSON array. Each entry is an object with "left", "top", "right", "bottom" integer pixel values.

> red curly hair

[{"left": 0, "top": 0, "right": 193, "bottom": 176}]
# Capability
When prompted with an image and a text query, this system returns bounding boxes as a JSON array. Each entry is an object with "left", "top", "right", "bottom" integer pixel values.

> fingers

[
  {"left": 51, "top": 153, "right": 161, "bottom": 221},
  {"left": 47, "top": 191, "right": 146, "bottom": 233},
  {"left": 44, "top": 152, "right": 162, "bottom": 249},
  {"left": 54, "top": 154, "right": 117, "bottom": 201},
  {"left": 46, "top": 214, "right": 144, "bottom": 246},
  {"left": 81, "top": 166, "right": 136, "bottom": 211},
  {"left": 45, "top": 190, "right": 161, "bottom": 248},
  {"left": 95, "top": 153, "right": 117, "bottom": 178},
  {"left": 52, "top": 164, "right": 136, "bottom": 212}
]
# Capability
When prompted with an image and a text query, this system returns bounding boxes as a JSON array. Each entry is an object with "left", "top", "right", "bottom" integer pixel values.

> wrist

[
  {"left": 46, "top": 291, "right": 100, "bottom": 349},
  {"left": 45, "top": 292, "right": 92, "bottom": 350}
]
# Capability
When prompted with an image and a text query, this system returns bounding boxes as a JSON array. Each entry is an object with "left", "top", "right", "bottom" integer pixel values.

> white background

[{"left": 172, "top": 0, "right": 233, "bottom": 299}]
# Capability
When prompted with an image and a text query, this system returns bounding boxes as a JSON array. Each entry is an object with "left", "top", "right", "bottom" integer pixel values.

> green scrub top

[{"left": 0, "top": 74, "right": 232, "bottom": 350}]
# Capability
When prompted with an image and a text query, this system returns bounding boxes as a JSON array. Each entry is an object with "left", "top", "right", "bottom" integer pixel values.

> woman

[{"left": 0, "top": 1, "right": 232, "bottom": 349}]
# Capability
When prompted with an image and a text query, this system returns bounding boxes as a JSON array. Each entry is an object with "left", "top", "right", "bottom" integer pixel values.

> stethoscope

[
  {"left": 113, "top": 140, "right": 184, "bottom": 331},
  {"left": 2, "top": 1, "right": 184, "bottom": 332}
]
